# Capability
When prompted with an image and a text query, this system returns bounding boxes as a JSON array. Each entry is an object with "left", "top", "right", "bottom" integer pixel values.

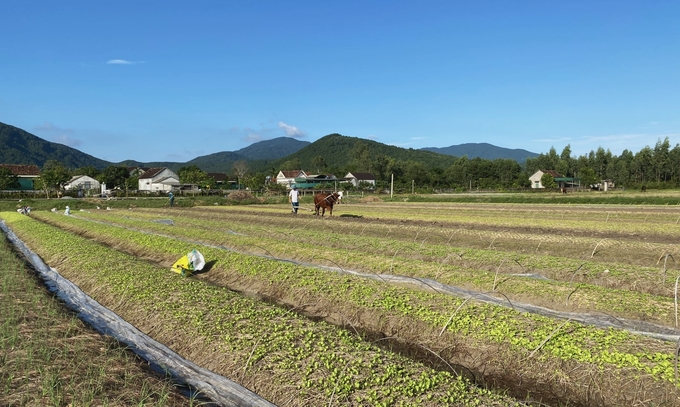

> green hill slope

[
  {"left": 264, "top": 133, "right": 458, "bottom": 173},
  {"left": 421, "top": 142, "right": 538, "bottom": 162},
  {"left": 184, "top": 137, "right": 310, "bottom": 173},
  {"left": 0, "top": 122, "right": 112, "bottom": 169}
]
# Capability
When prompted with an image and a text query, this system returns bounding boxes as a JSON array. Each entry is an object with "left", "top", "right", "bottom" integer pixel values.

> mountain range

[{"left": 0, "top": 121, "right": 538, "bottom": 173}]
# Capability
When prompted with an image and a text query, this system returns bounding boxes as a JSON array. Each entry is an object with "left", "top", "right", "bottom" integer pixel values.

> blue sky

[{"left": 2, "top": 1, "right": 679, "bottom": 163}]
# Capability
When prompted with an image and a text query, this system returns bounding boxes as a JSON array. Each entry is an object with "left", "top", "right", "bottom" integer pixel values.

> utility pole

[{"left": 390, "top": 173, "right": 393, "bottom": 199}]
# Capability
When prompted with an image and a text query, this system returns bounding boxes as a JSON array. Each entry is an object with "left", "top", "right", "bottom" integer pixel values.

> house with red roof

[
  {"left": 276, "top": 170, "right": 307, "bottom": 189},
  {"left": 0, "top": 164, "right": 41, "bottom": 190}
]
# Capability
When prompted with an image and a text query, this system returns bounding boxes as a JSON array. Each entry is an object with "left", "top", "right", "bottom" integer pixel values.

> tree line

[
  {"left": 1, "top": 137, "right": 675, "bottom": 194},
  {"left": 279, "top": 137, "right": 677, "bottom": 191}
]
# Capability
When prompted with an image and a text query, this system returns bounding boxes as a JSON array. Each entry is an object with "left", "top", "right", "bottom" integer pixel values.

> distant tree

[
  {"left": 592, "top": 147, "right": 612, "bottom": 179},
  {"left": 578, "top": 167, "right": 599, "bottom": 188},
  {"left": 403, "top": 161, "right": 428, "bottom": 186},
  {"left": 631, "top": 147, "right": 653, "bottom": 184},
  {"left": 445, "top": 156, "right": 469, "bottom": 187},
  {"left": 351, "top": 141, "right": 371, "bottom": 172},
  {"left": 178, "top": 165, "right": 211, "bottom": 186},
  {"left": 558, "top": 144, "right": 573, "bottom": 177},
  {"left": 98, "top": 166, "right": 129, "bottom": 190},
  {"left": 73, "top": 166, "right": 101, "bottom": 178},
  {"left": 525, "top": 147, "right": 559, "bottom": 175},
  {"left": 266, "top": 181, "right": 287, "bottom": 194},
  {"left": 540, "top": 173, "right": 557, "bottom": 189},
  {"left": 243, "top": 172, "right": 266, "bottom": 192},
  {"left": 513, "top": 172, "right": 531, "bottom": 188},
  {"left": 312, "top": 156, "right": 327, "bottom": 174},
  {"left": 39, "top": 160, "right": 71, "bottom": 198},
  {"left": 280, "top": 158, "right": 302, "bottom": 171},
  {"left": 232, "top": 160, "right": 249, "bottom": 189},
  {"left": 653, "top": 137, "right": 671, "bottom": 182},
  {"left": 125, "top": 174, "right": 139, "bottom": 194},
  {"left": 0, "top": 167, "right": 19, "bottom": 189},
  {"left": 373, "top": 154, "right": 390, "bottom": 182}
]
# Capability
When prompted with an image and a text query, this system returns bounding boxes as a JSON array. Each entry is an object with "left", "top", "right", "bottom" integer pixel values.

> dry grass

[{"left": 0, "top": 238, "right": 189, "bottom": 407}]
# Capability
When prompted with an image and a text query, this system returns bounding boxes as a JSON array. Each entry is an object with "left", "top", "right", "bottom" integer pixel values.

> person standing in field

[
  {"left": 288, "top": 186, "right": 299, "bottom": 214},
  {"left": 168, "top": 191, "right": 175, "bottom": 207}
]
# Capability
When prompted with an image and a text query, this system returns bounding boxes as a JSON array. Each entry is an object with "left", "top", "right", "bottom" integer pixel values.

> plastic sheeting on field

[{"left": 0, "top": 221, "right": 276, "bottom": 407}]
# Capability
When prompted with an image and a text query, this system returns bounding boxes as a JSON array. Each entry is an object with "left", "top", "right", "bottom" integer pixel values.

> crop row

[
  {"left": 145, "top": 206, "right": 672, "bottom": 274},
  {"left": 21, "top": 210, "right": 680, "bottom": 406},
  {"left": 175, "top": 205, "right": 678, "bottom": 276},
  {"left": 225, "top": 201, "right": 680, "bottom": 239},
  {"left": 61, "top": 209, "right": 679, "bottom": 328},
  {"left": 0, "top": 211, "right": 529, "bottom": 407}
]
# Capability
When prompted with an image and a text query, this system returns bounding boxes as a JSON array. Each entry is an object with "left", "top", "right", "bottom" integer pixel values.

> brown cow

[
  {"left": 314, "top": 191, "right": 343, "bottom": 217},
  {"left": 560, "top": 187, "right": 567, "bottom": 194}
]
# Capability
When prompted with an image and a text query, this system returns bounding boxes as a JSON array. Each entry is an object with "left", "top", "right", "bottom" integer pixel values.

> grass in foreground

[{"left": 0, "top": 235, "right": 191, "bottom": 407}]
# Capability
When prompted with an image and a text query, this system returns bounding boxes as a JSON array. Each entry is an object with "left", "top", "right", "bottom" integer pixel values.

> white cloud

[
  {"left": 106, "top": 59, "right": 144, "bottom": 65},
  {"left": 411, "top": 136, "right": 426, "bottom": 141},
  {"left": 33, "top": 122, "right": 81, "bottom": 147},
  {"left": 52, "top": 134, "right": 83, "bottom": 148},
  {"left": 34, "top": 122, "right": 73, "bottom": 134},
  {"left": 217, "top": 121, "right": 306, "bottom": 145},
  {"left": 278, "top": 121, "right": 307, "bottom": 138},
  {"left": 243, "top": 132, "right": 263, "bottom": 143},
  {"left": 390, "top": 141, "right": 415, "bottom": 147}
]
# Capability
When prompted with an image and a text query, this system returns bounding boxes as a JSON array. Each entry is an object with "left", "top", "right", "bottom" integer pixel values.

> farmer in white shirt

[{"left": 288, "top": 186, "right": 300, "bottom": 214}]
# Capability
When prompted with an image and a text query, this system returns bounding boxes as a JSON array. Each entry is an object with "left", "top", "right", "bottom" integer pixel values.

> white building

[
  {"left": 344, "top": 172, "right": 376, "bottom": 188},
  {"left": 528, "top": 170, "right": 563, "bottom": 189},
  {"left": 64, "top": 175, "right": 101, "bottom": 192},
  {"left": 138, "top": 167, "right": 180, "bottom": 192},
  {"left": 276, "top": 170, "right": 307, "bottom": 189}
]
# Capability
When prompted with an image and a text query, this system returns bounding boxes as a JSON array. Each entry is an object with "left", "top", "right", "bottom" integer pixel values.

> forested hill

[
  {"left": 237, "top": 137, "right": 310, "bottom": 160},
  {"left": 186, "top": 137, "right": 310, "bottom": 173},
  {"left": 268, "top": 133, "right": 459, "bottom": 173},
  {"left": 422, "top": 143, "right": 538, "bottom": 162},
  {"left": 0, "top": 122, "right": 112, "bottom": 169}
]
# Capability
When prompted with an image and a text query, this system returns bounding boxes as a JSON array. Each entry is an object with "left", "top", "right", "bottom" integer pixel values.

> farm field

[
  {"left": 0, "top": 224, "right": 191, "bottom": 406},
  {"left": 2, "top": 196, "right": 680, "bottom": 406}
]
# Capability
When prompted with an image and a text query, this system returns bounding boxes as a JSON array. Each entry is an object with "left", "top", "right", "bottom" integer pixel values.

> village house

[
  {"left": 138, "top": 167, "right": 180, "bottom": 192},
  {"left": 276, "top": 170, "right": 307, "bottom": 189},
  {"left": 0, "top": 164, "right": 41, "bottom": 190},
  {"left": 344, "top": 172, "right": 377, "bottom": 188},
  {"left": 64, "top": 175, "right": 101, "bottom": 193},
  {"left": 528, "top": 169, "right": 563, "bottom": 189}
]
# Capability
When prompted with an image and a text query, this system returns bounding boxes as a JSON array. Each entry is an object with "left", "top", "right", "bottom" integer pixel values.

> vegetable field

[{"left": 3, "top": 198, "right": 680, "bottom": 406}]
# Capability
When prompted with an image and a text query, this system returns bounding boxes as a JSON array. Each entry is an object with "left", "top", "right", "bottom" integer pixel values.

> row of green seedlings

[
  {"left": 331, "top": 201, "right": 680, "bottom": 228},
  {"left": 291, "top": 201, "right": 680, "bottom": 238},
  {"left": 142, "top": 206, "right": 674, "bottom": 283},
  {"left": 0, "top": 212, "right": 525, "bottom": 407},
  {"left": 154, "top": 205, "right": 672, "bottom": 261},
  {"left": 174, "top": 205, "right": 676, "bottom": 283},
  {"left": 68, "top": 210, "right": 679, "bottom": 328},
  {"left": 79, "top": 207, "right": 670, "bottom": 294},
  {"left": 26, "top": 211, "right": 680, "bottom": 391}
]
